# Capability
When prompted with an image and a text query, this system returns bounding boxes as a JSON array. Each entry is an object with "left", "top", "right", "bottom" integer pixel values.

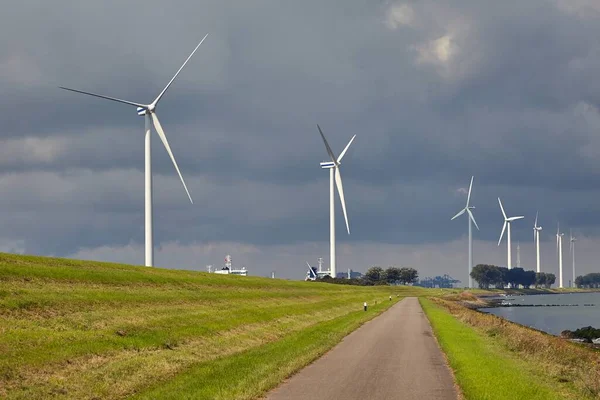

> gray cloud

[{"left": 2, "top": 0, "right": 600, "bottom": 279}]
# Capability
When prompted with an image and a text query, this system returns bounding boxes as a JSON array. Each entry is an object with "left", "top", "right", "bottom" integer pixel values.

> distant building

[
  {"left": 415, "top": 274, "right": 460, "bottom": 288},
  {"left": 212, "top": 255, "right": 248, "bottom": 276},
  {"left": 336, "top": 269, "right": 363, "bottom": 279}
]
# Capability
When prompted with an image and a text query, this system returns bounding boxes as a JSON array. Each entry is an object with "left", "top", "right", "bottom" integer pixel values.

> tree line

[
  {"left": 364, "top": 266, "right": 419, "bottom": 285},
  {"left": 318, "top": 266, "right": 419, "bottom": 286},
  {"left": 470, "top": 264, "right": 556, "bottom": 289},
  {"left": 575, "top": 273, "right": 600, "bottom": 288}
]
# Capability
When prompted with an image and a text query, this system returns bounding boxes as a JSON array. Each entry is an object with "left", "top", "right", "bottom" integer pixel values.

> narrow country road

[{"left": 264, "top": 297, "right": 458, "bottom": 400}]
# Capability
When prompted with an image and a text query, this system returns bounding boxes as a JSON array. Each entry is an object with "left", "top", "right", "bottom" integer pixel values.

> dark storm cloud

[{"left": 3, "top": 0, "right": 600, "bottom": 277}]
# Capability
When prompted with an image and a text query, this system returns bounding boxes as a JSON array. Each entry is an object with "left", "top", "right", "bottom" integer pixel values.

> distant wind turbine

[
  {"left": 451, "top": 176, "right": 479, "bottom": 288},
  {"left": 570, "top": 229, "right": 577, "bottom": 288},
  {"left": 497, "top": 198, "right": 524, "bottom": 269},
  {"left": 59, "top": 34, "right": 209, "bottom": 267},
  {"left": 557, "top": 223, "right": 565, "bottom": 288},
  {"left": 533, "top": 212, "right": 542, "bottom": 273},
  {"left": 305, "top": 262, "right": 318, "bottom": 281},
  {"left": 317, "top": 125, "right": 356, "bottom": 278}
]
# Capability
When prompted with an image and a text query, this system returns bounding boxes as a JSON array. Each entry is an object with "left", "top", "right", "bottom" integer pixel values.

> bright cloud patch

[
  {"left": 0, "top": 137, "right": 68, "bottom": 166},
  {"left": 385, "top": 4, "right": 415, "bottom": 29},
  {"left": 415, "top": 35, "right": 454, "bottom": 64}
]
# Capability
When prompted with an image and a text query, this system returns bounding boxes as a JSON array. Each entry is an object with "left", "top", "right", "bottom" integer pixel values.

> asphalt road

[{"left": 264, "top": 297, "right": 458, "bottom": 400}]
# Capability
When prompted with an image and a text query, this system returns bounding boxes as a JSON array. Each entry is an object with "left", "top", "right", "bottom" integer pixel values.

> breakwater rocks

[{"left": 560, "top": 326, "right": 600, "bottom": 345}]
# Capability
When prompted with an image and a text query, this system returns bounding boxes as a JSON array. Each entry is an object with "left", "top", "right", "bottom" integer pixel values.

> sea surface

[{"left": 480, "top": 292, "right": 600, "bottom": 335}]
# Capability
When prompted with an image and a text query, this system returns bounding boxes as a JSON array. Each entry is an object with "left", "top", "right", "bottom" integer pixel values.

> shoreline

[
  {"left": 459, "top": 290, "right": 600, "bottom": 347},
  {"left": 423, "top": 297, "right": 600, "bottom": 398}
]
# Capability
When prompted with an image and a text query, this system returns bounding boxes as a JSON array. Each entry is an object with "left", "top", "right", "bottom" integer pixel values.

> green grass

[
  {"left": 134, "top": 301, "right": 392, "bottom": 400},
  {"left": 0, "top": 253, "right": 424, "bottom": 399},
  {"left": 420, "top": 297, "right": 568, "bottom": 400}
]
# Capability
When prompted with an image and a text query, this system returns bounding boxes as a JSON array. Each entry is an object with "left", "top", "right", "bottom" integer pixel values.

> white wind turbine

[
  {"left": 317, "top": 125, "right": 356, "bottom": 279},
  {"left": 60, "top": 34, "right": 209, "bottom": 267},
  {"left": 533, "top": 212, "right": 542, "bottom": 273},
  {"left": 451, "top": 176, "right": 479, "bottom": 288},
  {"left": 497, "top": 198, "right": 524, "bottom": 269},
  {"left": 557, "top": 223, "right": 565, "bottom": 288},
  {"left": 570, "top": 229, "right": 576, "bottom": 288}
]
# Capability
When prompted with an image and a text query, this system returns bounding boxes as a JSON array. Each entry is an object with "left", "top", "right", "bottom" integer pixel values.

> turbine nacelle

[
  {"left": 451, "top": 176, "right": 479, "bottom": 230},
  {"left": 497, "top": 197, "right": 524, "bottom": 246},
  {"left": 316, "top": 124, "right": 356, "bottom": 235}
]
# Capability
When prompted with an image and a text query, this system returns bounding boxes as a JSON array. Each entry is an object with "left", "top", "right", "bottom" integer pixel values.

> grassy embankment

[
  {"left": 421, "top": 295, "right": 600, "bottom": 400},
  {"left": 0, "top": 253, "right": 428, "bottom": 399}
]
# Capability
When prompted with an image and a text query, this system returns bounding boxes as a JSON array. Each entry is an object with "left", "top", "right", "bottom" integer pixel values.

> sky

[{"left": 2, "top": 0, "right": 600, "bottom": 283}]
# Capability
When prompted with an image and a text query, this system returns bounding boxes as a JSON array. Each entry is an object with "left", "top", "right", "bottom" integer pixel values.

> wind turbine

[
  {"left": 451, "top": 176, "right": 479, "bottom": 288},
  {"left": 570, "top": 229, "right": 576, "bottom": 288},
  {"left": 533, "top": 212, "right": 542, "bottom": 273},
  {"left": 59, "top": 34, "right": 209, "bottom": 267},
  {"left": 317, "top": 125, "right": 356, "bottom": 279},
  {"left": 305, "top": 262, "right": 318, "bottom": 281},
  {"left": 556, "top": 223, "right": 565, "bottom": 288},
  {"left": 497, "top": 198, "right": 524, "bottom": 269}
]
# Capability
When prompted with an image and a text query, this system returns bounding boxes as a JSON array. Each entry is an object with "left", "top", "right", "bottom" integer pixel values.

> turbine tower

[
  {"left": 59, "top": 34, "right": 209, "bottom": 267},
  {"left": 570, "top": 229, "right": 576, "bottom": 288},
  {"left": 317, "top": 125, "right": 355, "bottom": 278},
  {"left": 533, "top": 212, "right": 542, "bottom": 272},
  {"left": 556, "top": 223, "right": 565, "bottom": 288},
  {"left": 497, "top": 198, "right": 524, "bottom": 269},
  {"left": 516, "top": 242, "right": 521, "bottom": 268},
  {"left": 451, "top": 176, "right": 479, "bottom": 288}
]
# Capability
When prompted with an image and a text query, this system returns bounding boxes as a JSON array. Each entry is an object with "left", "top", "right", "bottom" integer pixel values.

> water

[{"left": 481, "top": 292, "right": 600, "bottom": 336}]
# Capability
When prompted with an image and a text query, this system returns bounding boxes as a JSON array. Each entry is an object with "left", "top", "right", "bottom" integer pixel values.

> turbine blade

[
  {"left": 451, "top": 208, "right": 466, "bottom": 220},
  {"left": 533, "top": 227, "right": 536, "bottom": 243},
  {"left": 498, "top": 197, "right": 507, "bottom": 220},
  {"left": 466, "top": 176, "right": 474, "bottom": 207},
  {"left": 59, "top": 86, "right": 145, "bottom": 108},
  {"left": 152, "top": 33, "right": 209, "bottom": 106},
  {"left": 498, "top": 221, "right": 507, "bottom": 246},
  {"left": 151, "top": 113, "right": 193, "bottom": 204},
  {"left": 334, "top": 167, "right": 350, "bottom": 234},
  {"left": 306, "top": 261, "right": 312, "bottom": 269},
  {"left": 534, "top": 211, "right": 538, "bottom": 228},
  {"left": 508, "top": 216, "right": 525, "bottom": 221},
  {"left": 467, "top": 208, "right": 479, "bottom": 230},
  {"left": 337, "top": 134, "right": 356, "bottom": 163},
  {"left": 317, "top": 124, "right": 337, "bottom": 163}
]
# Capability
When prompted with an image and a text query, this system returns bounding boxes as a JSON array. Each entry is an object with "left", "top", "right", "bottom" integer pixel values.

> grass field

[
  {"left": 421, "top": 297, "right": 600, "bottom": 400},
  {"left": 0, "top": 253, "right": 427, "bottom": 399}
]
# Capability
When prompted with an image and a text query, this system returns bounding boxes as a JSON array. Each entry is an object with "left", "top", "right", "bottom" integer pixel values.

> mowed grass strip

[
  {"left": 0, "top": 253, "right": 418, "bottom": 399},
  {"left": 133, "top": 301, "right": 394, "bottom": 400},
  {"left": 420, "top": 298, "right": 598, "bottom": 400}
]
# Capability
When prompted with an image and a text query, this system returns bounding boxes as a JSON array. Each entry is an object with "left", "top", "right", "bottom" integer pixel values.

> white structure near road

[
  {"left": 451, "top": 176, "right": 479, "bottom": 288},
  {"left": 60, "top": 34, "right": 209, "bottom": 267},
  {"left": 213, "top": 255, "right": 248, "bottom": 276},
  {"left": 497, "top": 197, "right": 524, "bottom": 270},
  {"left": 317, "top": 125, "right": 355, "bottom": 280}
]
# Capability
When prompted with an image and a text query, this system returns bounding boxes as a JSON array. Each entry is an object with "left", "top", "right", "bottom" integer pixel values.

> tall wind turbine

[
  {"left": 570, "top": 229, "right": 577, "bottom": 288},
  {"left": 497, "top": 198, "right": 524, "bottom": 269},
  {"left": 317, "top": 125, "right": 356, "bottom": 278},
  {"left": 451, "top": 176, "right": 479, "bottom": 288},
  {"left": 59, "top": 34, "right": 209, "bottom": 267},
  {"left": 556, "top": 223, "right": 565, "bottom": 288},
  {"left": 533, "top": 212, "right": 542, "bottom": 273}
]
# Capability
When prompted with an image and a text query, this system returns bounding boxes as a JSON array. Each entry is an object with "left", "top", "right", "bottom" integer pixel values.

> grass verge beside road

[
  {"left": 420, "top": 297, "right": 600, "bottom": 400},
  {"left": 0, "top": 253, "right": 414, "bottom": 399}
]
